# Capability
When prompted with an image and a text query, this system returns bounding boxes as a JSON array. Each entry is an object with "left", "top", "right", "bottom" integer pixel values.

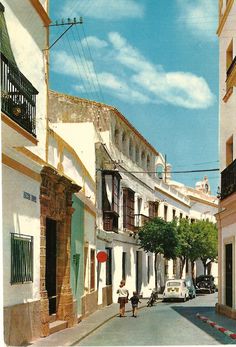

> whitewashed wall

[
  {"left": 2, "top": 165, "right": 40, "bottom": 306},
  {"left": 2, "top": 0, "right": 48, "bottom": 161}
]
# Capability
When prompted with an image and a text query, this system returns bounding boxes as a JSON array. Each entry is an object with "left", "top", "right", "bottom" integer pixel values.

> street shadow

[{"left": 171, "top": 305, "right": 236, "bottom": 345}]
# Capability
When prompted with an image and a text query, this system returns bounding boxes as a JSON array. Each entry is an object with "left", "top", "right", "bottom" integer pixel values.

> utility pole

[{"left": 45, "top": 17, "right": 83, "bottom": 51}]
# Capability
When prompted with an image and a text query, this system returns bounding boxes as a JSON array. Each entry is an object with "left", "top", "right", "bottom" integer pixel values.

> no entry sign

[{"left": 96, "top": 251, "right": 108, "bottom": 262}]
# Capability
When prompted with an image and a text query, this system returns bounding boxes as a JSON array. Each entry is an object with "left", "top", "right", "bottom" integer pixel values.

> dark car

[{"left": 196, "top": 275, "right": 216, "bottom": 294}]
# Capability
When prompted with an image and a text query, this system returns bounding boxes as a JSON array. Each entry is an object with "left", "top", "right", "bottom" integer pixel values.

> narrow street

[{"left": 77, "top": 293, "right": 234, "bottom": 346}]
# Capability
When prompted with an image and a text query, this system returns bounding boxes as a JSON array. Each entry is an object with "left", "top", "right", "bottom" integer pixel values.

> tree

[
  {"left": 138, "top": 217, "right": 177, "bottom": 290},
  {"left": 175, "top": 218, "right": 192, "bottom": 278},
  {"left": 190, "top": 220, "right": 218, "bottom": 276}
]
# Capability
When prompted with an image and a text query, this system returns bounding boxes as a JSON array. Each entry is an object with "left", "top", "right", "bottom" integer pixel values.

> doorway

[
  {"left": 136, "top": 251, "right": 142, "bottom": 294},
  {"left": 46, "top": 218, "right": 57, "bottom": 315},
  {"left": 225, "top": 243, "right": 232, "bottom": 307}
]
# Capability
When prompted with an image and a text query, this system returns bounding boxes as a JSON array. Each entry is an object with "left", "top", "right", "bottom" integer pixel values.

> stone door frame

[{"left": 40, "top": 166, "right": 80, "bottom": 336}]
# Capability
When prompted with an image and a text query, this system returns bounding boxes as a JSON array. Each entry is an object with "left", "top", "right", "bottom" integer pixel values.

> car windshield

[
  {"left": 198, "top": 277, "right": 212, "bottom": 282},
  {"left": 167, "top": 281, "right": 181, "bottom": 287}
]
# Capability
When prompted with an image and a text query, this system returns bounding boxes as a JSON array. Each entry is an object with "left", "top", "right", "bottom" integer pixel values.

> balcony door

[{"left": 225, "top": 243, "right": 232, "bottom": 307}]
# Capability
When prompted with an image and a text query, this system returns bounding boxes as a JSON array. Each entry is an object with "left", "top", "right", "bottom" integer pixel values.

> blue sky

[{"left": 49, "top": 0, "right": 219, "bottom": 195}]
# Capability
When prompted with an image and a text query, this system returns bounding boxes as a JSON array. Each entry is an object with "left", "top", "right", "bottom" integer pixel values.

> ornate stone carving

[{"left": 39, "top": 166, "right": 81, "bottom": 336}]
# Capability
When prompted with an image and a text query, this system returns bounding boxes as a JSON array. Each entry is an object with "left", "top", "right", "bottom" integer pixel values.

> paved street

[{"left": 77, "top": 293, "right": 235, "bottom": 346}]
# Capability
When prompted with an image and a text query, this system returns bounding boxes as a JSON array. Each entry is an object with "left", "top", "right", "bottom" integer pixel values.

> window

[
  {"left": 164, "top": 205, "right": 168, "bottom": 221},
  {"left": 156, "top": 164, "right": 163, "bottom": 179},
  {"left": 122, "top": 131, "right": 127, "bottom": 152},
  {"left": 11, "top": 233, "right": 33, "bottom": 284},
  {"left": 180, "top": 213, "right": 183, "bottom": 219},
  {"left": 135, "top": 146, "right": 139, "bottom": 163},
  {"left": 172, "top": 209, "right": 176, "bottom": 220},
  {"left": 122, "top": 252, "right": 126, "bottom": 280},
  {"left": 114, "top": 128, "right": 119, "bottom": 146},
  {"left": 186, "top": 216, "right": 189, "bottom": 220},
  {"left": 147, "top": 155, "right": 151, "bottom": 171},
  {"left": 123, "top": 188, "right": 135, "bottom": 231},
  {"left": 147, "top": 256, "right": 151, "bottom": 283},
  {"left": 105, "top": 247, "right": 112, "bottom": 285},
  {"left": 149, "top": 201, "right": 158, "bottom": 218},
  {"left": 226, "top": 136, "right": 233, "bottom": 166},
  {"left": 90, "top": 249, "right": 95, "bottom": 291},
  {"left": 129, "top": 140, "right": 133, "bottom": 158},
  {"left": 190, "top": 218, "right": 195, "bottom": 224},
  {"left": 102, "top": 170, "right": 121, "bottom": 231}
]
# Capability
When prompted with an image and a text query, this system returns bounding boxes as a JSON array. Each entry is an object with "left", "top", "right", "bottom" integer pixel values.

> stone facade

[{"left": 39, "top": 166, "right": 81, "bottom": 336}]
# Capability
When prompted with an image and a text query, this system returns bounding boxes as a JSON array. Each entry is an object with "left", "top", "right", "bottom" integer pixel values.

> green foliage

[
  {"left": 190, "top": 220, "right": 218, "bottom": 265},
  {"left": 138, "top": 217, "right": 177, "bottom": 259}
]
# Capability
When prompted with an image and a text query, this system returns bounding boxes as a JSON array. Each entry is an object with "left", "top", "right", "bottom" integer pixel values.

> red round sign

[{"left": 97, "top": 251, "right": 108, "bottom": 263}]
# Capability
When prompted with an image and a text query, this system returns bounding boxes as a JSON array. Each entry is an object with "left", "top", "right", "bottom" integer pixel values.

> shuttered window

[
  {"left": 123, "top": 188, "right": 135, "bottom": 231},
  {"left": 106, "top": 247, "right": 112, "bottom": 285},
  {"left": 11, "top": 233, "right": 33, "bottom": 284},
  {"left": 149, "top": 201, "right": 159, "bottom": 218},
  {"left": 122, "top": 252, "right": 126, "bottom": 280}
]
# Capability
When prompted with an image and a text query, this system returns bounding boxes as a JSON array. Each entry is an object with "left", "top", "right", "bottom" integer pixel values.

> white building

[
  {"left": 49, "top": 91, "right": 218, "bottom": 303},
  {"left": 1, "top": 2, "right": 96, "bottom": 345},
  {"left": 216, "top": 0, "right": 236, "bottom": 320}
]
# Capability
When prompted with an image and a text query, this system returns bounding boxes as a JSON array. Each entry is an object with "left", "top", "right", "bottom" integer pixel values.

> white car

[{"left": 163, "top": 279, "right": 189, "bottom": 302}]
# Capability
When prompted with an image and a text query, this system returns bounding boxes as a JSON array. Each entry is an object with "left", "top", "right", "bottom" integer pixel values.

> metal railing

[
  {"left": 1, "top": 53, "right": 38, "bottom": 136},
  {"left": 221, "top": 159, "right": 236, "bottom": 200},
  {"left": 11, "top": 233, "right": 33, "bottom": 284}
]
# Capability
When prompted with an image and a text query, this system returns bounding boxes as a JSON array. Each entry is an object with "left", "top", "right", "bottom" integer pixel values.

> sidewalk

[{"left": 30, "top": 298, "right": 157, "bottom": 346}]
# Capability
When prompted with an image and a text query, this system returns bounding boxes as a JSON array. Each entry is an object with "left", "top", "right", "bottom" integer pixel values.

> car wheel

[{"left": 183, "top": 295, "right": 186, "bottom": 302}]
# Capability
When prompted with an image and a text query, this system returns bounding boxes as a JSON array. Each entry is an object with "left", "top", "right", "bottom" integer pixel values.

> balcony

[
  {"left": 134, "top": 214, "right": 150, "bottom": 231},
  {"left": 1, "top": 53, "right": 38, "bottom": 137},
  {"left": 221, "top": 159, "right": 236, "bottom": 200}
]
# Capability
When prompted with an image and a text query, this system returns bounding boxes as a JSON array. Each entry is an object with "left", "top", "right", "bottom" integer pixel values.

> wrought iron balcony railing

[
  {"left": 221, "top": 158, "right": 236, "bottom": 200},
  {"left": 1, "top": 53, "right": 38, "bottom": 136}
]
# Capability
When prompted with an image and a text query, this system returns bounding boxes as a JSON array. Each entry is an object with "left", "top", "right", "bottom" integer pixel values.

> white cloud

[
  {"left": 177, "top": 0, "right": 217, "bottom": 42},
  {"left": 108, "top": 32, "right": 215, "bottom": 109},
  {"left": 81, "top": 36, "right": 108, "bottom": 49},
  {"left": 61, "top": 0, "right": 144, "bottom": 20},
  {"left": 52, "top": 32, "right": 215, "bottom": 109}
]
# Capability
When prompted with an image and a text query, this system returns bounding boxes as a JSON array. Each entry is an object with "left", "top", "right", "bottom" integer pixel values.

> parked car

[
  {"left": 163, "top": 279, "right": 189, "bottom": 302},
  {"left": 196, "top": 275, "right": 216, "bottom": 294},
  {"left": 185, "top": 277, "right": 196, "bottom": 299}
]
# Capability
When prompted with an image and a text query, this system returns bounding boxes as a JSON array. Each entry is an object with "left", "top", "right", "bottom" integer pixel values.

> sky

[{"left": 49, "top": 0, "right": 219, "bottom": 195}]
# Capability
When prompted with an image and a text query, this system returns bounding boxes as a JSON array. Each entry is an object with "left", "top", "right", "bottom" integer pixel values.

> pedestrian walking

[
  {"left": 129, "top": 291, "right": 141, "bottom": 317},
  {"left": 117, "top": 280, "right": 129, "bottom": 317}
]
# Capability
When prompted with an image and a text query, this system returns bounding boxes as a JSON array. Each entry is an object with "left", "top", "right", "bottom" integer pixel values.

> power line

[{"left": 102, "top": 168, "right": 219, "bottom": 174}]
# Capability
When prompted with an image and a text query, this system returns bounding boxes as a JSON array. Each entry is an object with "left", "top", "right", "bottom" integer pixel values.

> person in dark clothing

[{"left": 129, "top": 291, "right": 141, "bottom": 317}]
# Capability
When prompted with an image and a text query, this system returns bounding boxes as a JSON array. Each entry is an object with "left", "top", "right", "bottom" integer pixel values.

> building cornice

[
  {"left": 217, "top": 0, "right": 234, "bottom": 36},
  {"left": 2, "top": 113, "right": 38, "bottom": 145},
  {"left": 2, "top": 153, "right": 41, "bottom": 181},
  {"left": 29, "top": 0, "right": 51, "bottom": 26},
  {"left": 49, "top": 89, "right": 159, "bottom": 156},
  {"left": 155, "top": 186, "right": 190, "bottom": 208},
  {"left": 188, "top": 194, "right": 218, "bottom": 208}
]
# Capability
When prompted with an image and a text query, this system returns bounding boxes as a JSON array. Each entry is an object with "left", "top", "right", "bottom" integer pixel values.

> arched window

[
  {"left": 147, "top": 154, "right": 151, "bottom": 171},
  {"left": 122, "top": 131, "right": 127, "bottom": 152},
  {"left": 114, "top": 128, "right": 119, "bottom": 146},
  {"left": 156, "top": 164, "right": 163, "bottom": 179},
  {"left": 135, "top": 146, "right": 139, "bottom": 163},
  {"left": 129, "top": 139, "right": 133, "bottom": 158}
]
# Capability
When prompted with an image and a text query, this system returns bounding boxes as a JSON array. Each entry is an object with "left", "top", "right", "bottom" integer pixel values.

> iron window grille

[{"left": 11, "top": 233, "right": 33, "bottom": 284}]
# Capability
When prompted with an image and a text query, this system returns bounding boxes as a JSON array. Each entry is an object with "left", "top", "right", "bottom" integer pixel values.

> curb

[{"left": 196, "top": 313, "right": 236, "bottom": 340}]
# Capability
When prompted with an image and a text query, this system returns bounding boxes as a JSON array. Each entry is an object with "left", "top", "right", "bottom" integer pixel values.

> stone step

[
  {"left": 49, "top": 314, "right": 57, "bottom": 323},
  {"left": 49, "top": 320, "right": 68, "bottom": 335}
]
